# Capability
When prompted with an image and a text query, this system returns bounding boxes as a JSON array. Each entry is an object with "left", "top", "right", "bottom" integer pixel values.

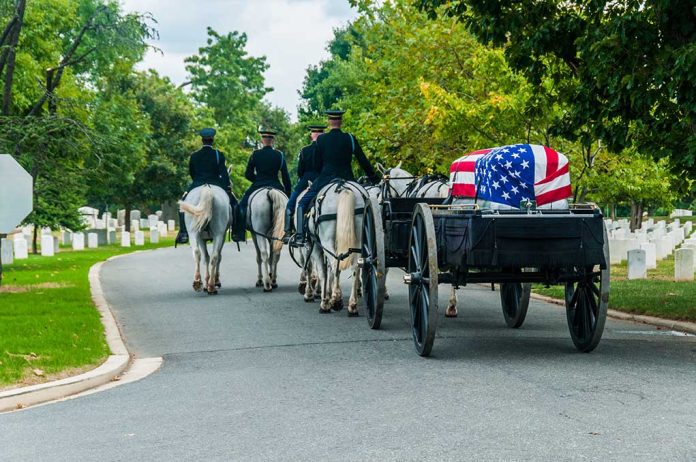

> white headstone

[
  {"left": 684, "top": 221, "right": 693, "bottom": 237},
  {"left": 120, "top": 231, "right": 131, "bottom": 247},
  {"left": 72, "top": 232, "right": 85, "bottom": 251},
  {"left": 609, "top": 239, "right": 629, "bottom": 264},
  {"left": 13, "top": 238, "right": 28, "bottom": 259},
  {"left": 61, "top": 229, "right": 72, "bottom": 245},
  {"left": 682, "top": 244, "right": 696, "bottom": 267},
  {"left": 150, "top": 229, "right": 159, "bottom": 244},
  {"left": 40, "top": 234, "right": 54, "bottom": 256},
  {"left": 53, "top": 236, "right": 59, "bottom": 254},
  {"left": 157, "top": 221, "right": 168, "bottom": 237},
  {"left": 639, "top": 242, "right": 657, "bottom": 270},
  {"left": 131, "top": 220, "right": 140, "bottom": 231},
  {"left": 148, "top": 214, "right": 158, "bottom": 228},
  {"left": 652, "top": 238, "right": 672, "bottom": 260},
  {"left": 1, "top": 238, "right": 13, "bottom": 265},
  {"left": 140, "top": 218, "right": 148, "bottom": 229},
  {"left": 87, "top": 233, "right": 99, "bottom": 249},
  {"left": 156, "top": 210, "right": 163, "bottom": 219},
  {"left": 117, "top": 209, "right": 126, "bottom": 227},
  {"left": 674, "top": 248, "right": 694, "bottom": 281},
  {"left": 108, "top": 230, "right": 116, "bottom": 244},
  {"left": 134, "top": 231, "right": 145, "bottom": 246},
  {"left": 627, "top": 249, "right": 647, "bottom": 280},
  {"left": 130, "top": 210, "right": 141, "bottom": 222},
  {"left": 167, "top": 219, "right": 176, "bottom": 232}
]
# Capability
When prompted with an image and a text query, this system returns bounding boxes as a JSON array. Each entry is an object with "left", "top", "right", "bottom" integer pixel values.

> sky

[{"left": 121, "top": 0, "right": 358, "bottom": 120}]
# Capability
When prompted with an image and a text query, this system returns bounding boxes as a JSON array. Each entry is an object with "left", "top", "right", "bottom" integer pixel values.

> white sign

[{"left": 0, "top": 154, "right": 33, "bottom": 233}]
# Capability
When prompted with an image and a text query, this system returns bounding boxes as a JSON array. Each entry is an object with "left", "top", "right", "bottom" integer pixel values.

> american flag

[{"left": 449, "top": 144, "right": 572, "bottom": 207}]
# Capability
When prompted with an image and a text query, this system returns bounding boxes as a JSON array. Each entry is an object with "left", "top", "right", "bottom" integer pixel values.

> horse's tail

[
  {"left": 336, "top": 189, "right": 357, "bottom": 271},
  {"left": 178, "top": 187, "right": 214, "bottom": 232},
  {"left": 268, "top": 189, "right": 287, "bottom": 254}
]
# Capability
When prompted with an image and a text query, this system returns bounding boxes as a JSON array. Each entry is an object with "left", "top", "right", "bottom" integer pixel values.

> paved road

[{"left": 1, "top": 245, "right": 695, "bottom": 461}]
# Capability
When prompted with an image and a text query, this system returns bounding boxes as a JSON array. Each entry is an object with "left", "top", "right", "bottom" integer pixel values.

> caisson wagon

[{"left": 362, "top": 144, "right": 610, "bottom": 356}]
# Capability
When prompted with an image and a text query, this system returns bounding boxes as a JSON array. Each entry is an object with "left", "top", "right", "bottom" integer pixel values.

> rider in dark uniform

[
  {"left": 176, "top": 128, "right": 236, "bottom": 245},
  {"left": 291, "top": 110, "right": 379, "bottom": 246},
  {"left": 282, "top": 124, "right": 325, "bottom": 241},
  {"left": 232, "top": 128, "right": 292, "bottom": 242}
]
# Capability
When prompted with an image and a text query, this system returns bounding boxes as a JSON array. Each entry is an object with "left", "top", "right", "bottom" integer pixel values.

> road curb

[
  {"left": 0, "top": 251, "right": 155, "bottom": 413},
  {"left": 529, "top": 292, "right": 696, "bottom": 335}
]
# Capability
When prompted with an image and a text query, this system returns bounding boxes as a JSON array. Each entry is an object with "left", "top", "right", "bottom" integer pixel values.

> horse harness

[{"left": 308, "top": 179, "right": 370, "bottom": 262}]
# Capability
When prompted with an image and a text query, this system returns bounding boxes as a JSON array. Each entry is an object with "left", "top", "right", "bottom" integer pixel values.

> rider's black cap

[
  {"left": 324, "top": 109, "right": 345, "bottom": 120},
  {"left": 258, "top": 128, "right": 277, "bottom": 137},
  {"left": 199, "top": 127, "right": 216, "bottom": 138}
]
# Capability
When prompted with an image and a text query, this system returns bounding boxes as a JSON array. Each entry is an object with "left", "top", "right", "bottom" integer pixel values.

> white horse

[
  {"left": 307, "top": 180, "right": 367, "bottom": 315},
  {"left": 178, "top": 185, "right": 230, "bottom": 294},
  {"left": 248, "top": 187, "right": 287, "bottom": 292},
  {"left": 293, "top": 189, "right": 321, "bottom": 302}
]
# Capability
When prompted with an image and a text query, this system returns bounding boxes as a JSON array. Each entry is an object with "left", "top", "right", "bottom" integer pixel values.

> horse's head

[{"left": 385, "top": 162, "right": 415, "bottom": 197}]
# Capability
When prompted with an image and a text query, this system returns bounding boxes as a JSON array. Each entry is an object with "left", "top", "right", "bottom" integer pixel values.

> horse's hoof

[
  {"left": 348, "top": 310, "right": 359, "bottom": 317},
  {"left": 304, "top": 297, "right": 314, "bottom": 303},
  {"left": 215, "top": 282, "right": 222, "bottom": 288},
  {"left": 255, "top": 281, "right": 263, "bottom": 288},
  {"left": 445, "top": 307, "right": 458, "bottom": 318},
  {"left": 331, "top": 300, "right": 343, "bottom": 311},
  {"left": 319, "top": 308, "right": 332, "bottom": 314},
  {"left": 263, "top": 287, "right": 273, "bottom": 293},
  {"left": 207, "top": 289, "right": 218, "bottom": 295},
  {"left": 298, "top": 283, "right": 307, "bottom": 295},
  {"left": 193, "top": 281, "right": 203, "bottom": 292},
  {"left": 384, "top": 293, "right": 390, "bottom": 301},
  {"left": 271, "top": 283, "right": 278, "bottom": 289}
]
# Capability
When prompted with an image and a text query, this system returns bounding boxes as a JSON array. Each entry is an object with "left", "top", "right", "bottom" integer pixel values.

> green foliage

[
  {"left": 417, "top": 0, "right": 696, "bottom": 176},
  {"left": 185, "top": 28, "right": 270, "bottom": 129}
]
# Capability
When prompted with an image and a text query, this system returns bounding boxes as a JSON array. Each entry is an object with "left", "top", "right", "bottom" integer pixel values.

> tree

[
  {"left": 416, "top": 0, "right": 696, "bottom": 176},
  {"left": 130, "top": 70, "right": 196, "bottom": 225}
]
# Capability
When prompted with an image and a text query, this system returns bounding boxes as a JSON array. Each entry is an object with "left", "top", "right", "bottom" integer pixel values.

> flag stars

[
  {"left": 504, "top": 161, "right": 513, "bottom": 169},
  {"left": 500, "top": 176, "right": 509, "bottom": 184},
  {"left": 511, "top": 186, "right": 519, "bottom": 195},
  {"left": 502, "top": 192, "right": 511, "bottom": 200},
  {"left": 511, "top": 153, "right": 520, "bottom": 159},
  {"left": 521, "top": 160, "right": 530, "bottom": 169}
]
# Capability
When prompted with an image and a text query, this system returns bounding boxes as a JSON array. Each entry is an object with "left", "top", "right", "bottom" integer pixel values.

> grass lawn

[
  {"left": 0, "top": 236, "right": 174, "bottom": 389},
  {"left": 534, "top": 253, "right": 696, "bottom": 322}
]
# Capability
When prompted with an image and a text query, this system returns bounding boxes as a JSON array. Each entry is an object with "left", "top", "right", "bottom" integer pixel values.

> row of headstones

[
  {"left": 79, "top": 208, "right": 173, "bottom": 231},
  {"left": 627, "top": 246, "right": 695, "bottom": 281},
  {"left": 607, "top": 219, "right": 693, "bottom": 263},
  {"left": 0, "top": 219, "right": 176, "bottom": 265}
]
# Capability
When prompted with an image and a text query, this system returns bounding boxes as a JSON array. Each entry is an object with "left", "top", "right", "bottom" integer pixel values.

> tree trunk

[
  {"left": 32, "top": 224, "right": 38, "bottom": 254},
  {"left": 125, "top": 203, "right": 132, "bottom": 232},
  {"left": 611, "top": 204, "right": 616, "bottom": 220},
  {"left": 1, "top": 0, "right": 26, "bottom": 116},
  {"left": 636, "top": 201, "right": 644, "bottom": 230}
]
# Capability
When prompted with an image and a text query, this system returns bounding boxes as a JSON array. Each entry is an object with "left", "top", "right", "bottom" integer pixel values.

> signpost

[{"left": 0, "top": 154, "right": 33, "bottom": 284}]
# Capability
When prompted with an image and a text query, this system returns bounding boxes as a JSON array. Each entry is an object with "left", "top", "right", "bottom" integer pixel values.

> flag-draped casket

[{"left": 449, "top": 144, "right": 572, "bottom": 208}]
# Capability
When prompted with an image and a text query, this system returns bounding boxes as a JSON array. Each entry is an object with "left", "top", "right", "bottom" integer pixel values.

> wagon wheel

[
  {"left": 406, "top": 203, "right": 438, "bottom": 357},
  {"left": 565, "top": 223, "right": 610, "bottom": 352},
  {"left": 360, "top": 198, "right": 386, "bottom": 329},
  {"left": 500, "top": 281, "right": 531, "bottom": 328}
]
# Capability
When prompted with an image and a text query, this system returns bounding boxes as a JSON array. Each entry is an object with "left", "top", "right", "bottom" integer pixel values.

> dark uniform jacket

[
  {"left": 244, "top": 146, "right": 292, "bottom": 196},
  {"left": 312, "top": 128, "right": 378, "bottom": 190},
  {"left": 188, "top": 145, "right": 232, "bottom": 192},
  {"left": 295, "top": 142, "right": 320, "bottom": 190}
]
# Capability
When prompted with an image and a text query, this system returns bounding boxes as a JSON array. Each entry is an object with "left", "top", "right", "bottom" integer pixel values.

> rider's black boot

[
  {"left": 175, "top": 192, "right": 189, "bottom": 246},
  {"left": 175, "top": 211, "right": 189, "bottom": 245},
  {"left": 232, "top": 206, "right": 246, "bottom": 242},
  {"left": 282, "top": 209, "right": 294, "bottom": 244},
  {"left": 290, "top": 206, "right": 306, "bottom": 247}
]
